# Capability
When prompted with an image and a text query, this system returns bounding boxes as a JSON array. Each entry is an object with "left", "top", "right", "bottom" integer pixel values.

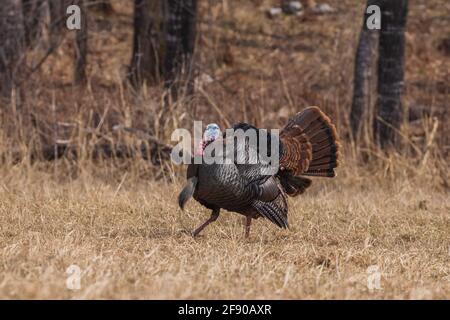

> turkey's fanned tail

[
  {"left": 278, "top": 172, "right": 312, "bottom": 197},
  {"left": 280, "top": 106, "right": 341, "bottom": 182}
]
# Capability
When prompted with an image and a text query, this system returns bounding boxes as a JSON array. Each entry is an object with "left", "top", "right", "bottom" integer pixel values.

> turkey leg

[
  {"left": 192, "top": 208, "right": 220, "bottom": 237},
  {"left": 244, "top": 216, "right": 252, "bottom": 238}
]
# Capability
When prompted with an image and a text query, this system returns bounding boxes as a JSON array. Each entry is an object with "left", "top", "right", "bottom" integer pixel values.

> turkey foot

[
  {"left": 192, "top": 209, "right": 220, "bottom": 237},
  {"left": 244, "top": 216, "right": 252, "bottom": 238}
]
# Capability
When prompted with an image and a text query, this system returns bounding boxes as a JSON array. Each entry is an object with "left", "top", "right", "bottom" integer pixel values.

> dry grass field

[
  {"left": 0, "top": 0, "right": 448, "bottom": 299},
  {"left": 0, "top": 159, "right": 448, "bottom": 299}
]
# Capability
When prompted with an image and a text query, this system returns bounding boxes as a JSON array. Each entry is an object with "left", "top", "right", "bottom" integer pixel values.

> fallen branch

[
  {"left": 112, "top": 125, "right": 173, "bottom": 151},
  {"left": 2, "top": 141, "right": 172, "bottom": 165}
]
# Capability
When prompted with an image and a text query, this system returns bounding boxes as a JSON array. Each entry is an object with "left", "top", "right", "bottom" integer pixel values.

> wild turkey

[{"left": 178, "top": 107, "right": 340, "bottom": 237}]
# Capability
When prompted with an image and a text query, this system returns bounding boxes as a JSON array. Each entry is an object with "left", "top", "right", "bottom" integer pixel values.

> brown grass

[
  {"left": 0, "top": 0, "right": 448, "bottom": 299},
  {"left": 0, "top": 160, "right": 448, "bottom": 299}
]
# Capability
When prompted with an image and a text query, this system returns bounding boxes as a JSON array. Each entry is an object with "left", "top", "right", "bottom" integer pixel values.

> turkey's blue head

[
  {"left": 204, "top": 123, "right": 221, "bottom": 142},
  {"left": 195, "top": 123, "right": 221, "bottom": 156}
]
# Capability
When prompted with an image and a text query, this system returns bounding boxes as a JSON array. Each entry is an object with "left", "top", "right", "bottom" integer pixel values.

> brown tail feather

[
  {"left": 280, "top": 106, "right": 340, "bottom": 181},
  {"left": 311, "top": 145, "right": 338, "bottom": 159},
  {"left": 301, "top": 170, "right": 336, "bottom": 178},
  {"left": 278, "top": 172, "right": 312, "bottom": 197}
]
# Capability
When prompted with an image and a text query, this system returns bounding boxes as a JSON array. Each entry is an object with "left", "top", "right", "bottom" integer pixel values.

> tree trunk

[
  {"left": 0, "top": 0, "right": 24, "bottom": 98},
  {"left": 350, "top": 0, "right": 380, "bottom": 142},
  {"left": 22, "top": 0, "right": 45, "bottom": 47},
  {"left": 129, "top": 0, "right": 160, "bottom": 88},
  {"left": 164, "top": 0, "right": 197, "bottom": 98},
  {"left": 89, "top": 0, "right": 114, "bottom": 14},
  {"left": 164, "top": 0, "right": 183, "bottom": 91},
  {"left": 74, "top": 0, "right": 88, "bottom": 86},
  {"left": 374, "top": 0, "right": 408, "bottom": 149},
  {"left": 48, "top": 0, "right": 65, "bottom": 30},
  {"left": 182, "top": 0, "right": 197, "bottom": 95}
]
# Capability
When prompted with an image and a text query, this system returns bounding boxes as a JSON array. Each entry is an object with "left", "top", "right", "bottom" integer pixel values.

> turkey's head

[{"left": 195, "top": 123, "right": 221, "bottom": 156}]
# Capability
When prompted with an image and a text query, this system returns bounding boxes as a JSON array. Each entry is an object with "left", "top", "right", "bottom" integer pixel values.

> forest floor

[
  {"left": 0, "top": 0, "right": 448, "bottom": 299},
  {"left": 0, "top": 163, "right": 448, "bottom": 299}
]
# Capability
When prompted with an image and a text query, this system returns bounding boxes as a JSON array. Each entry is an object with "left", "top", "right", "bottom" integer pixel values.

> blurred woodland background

[{"left": 0, "top": 0, "right": 449, "bottom": 182}]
